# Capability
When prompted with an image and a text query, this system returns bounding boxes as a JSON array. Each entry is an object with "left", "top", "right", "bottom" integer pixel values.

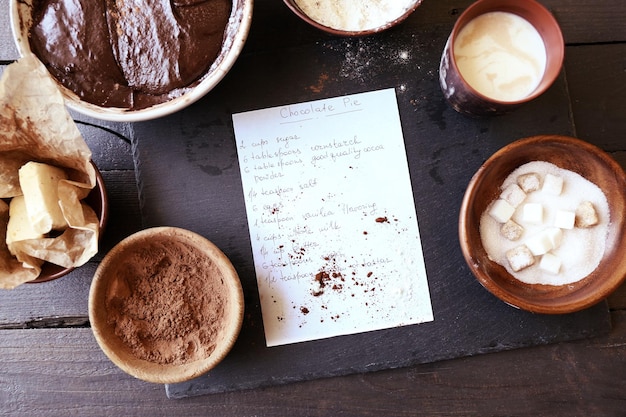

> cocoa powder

[{"left": 104, "top": 236, "right": 226, "bottom": 365}]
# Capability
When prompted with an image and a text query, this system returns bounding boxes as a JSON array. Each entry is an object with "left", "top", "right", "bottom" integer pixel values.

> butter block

[
  {"left": 6, "top": 195, "right": 44, "bottom": 252},
  {"left": 539, "top": 253, "right": 561, "bottom": 274},
  {"left": 517, "top": 172, "right": 541, "bottom": 193},
  {"left": 575, "top": 201, "right": 599, "bottom": 228},
  {"left": 500, "top": 183, "right": 527, "bottom": 208},
  {"left": 18, "top": 162, "right": 68, "bottom": 234},
  {"left": 522, "top": 203, "right": 543, "bottom": 224},
  {"left": 506, "top": 245, "right": 535, "bottom": 272},
  {"left": 488, "top": 199, "right": 515, "bottom": 223},
  {"left": 554, "top": 210, "right": 575, "bottom": 229},
  {"left": 542, "top": 173, "right": 563, "bottom": 195}
]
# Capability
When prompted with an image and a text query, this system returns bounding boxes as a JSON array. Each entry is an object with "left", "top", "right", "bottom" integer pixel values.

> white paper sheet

[{"left": 233, "top": 88, "right": 433, "bottom": 347}]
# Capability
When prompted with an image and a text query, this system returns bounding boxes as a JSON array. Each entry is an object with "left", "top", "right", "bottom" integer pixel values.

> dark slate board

[{"left": 130, "top": 22, "right": 611, "bottom": 399}]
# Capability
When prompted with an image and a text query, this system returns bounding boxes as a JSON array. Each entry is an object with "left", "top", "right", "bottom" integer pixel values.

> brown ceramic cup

[{"left": 439, "top": 0, "right": 564, "bottom": 116}]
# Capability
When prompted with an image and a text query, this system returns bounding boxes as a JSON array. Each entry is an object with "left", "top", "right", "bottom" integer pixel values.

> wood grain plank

[
  {"left": 565, "top": 44, "right": 626, "bottom": 151},
  {"left": 540, "top": 0, "right": 626, "bottom": 44},
  {"left": 1, "top": 311, "right": 625, "bottom": 416},
  {"left": 0, "top": 263, "right": 94, "bottom": 328}
]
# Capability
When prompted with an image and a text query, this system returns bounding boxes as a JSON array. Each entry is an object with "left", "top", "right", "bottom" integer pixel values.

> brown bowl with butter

[
  {"left": 32, "top": 162, "right": 108, "bottom": 283},
  {"left": 459, "top": 135, "right": 626, "bottom": 314},
  {"left": 88, "top": 227, "right": 244, "bottom": 384},
  {"left": 10, "top": 0, "right": 253, "bottom": 122}
]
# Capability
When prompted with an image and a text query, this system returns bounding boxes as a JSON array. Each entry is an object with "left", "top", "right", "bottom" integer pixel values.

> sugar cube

[
  {"left": 501, "top": 220, "right": 524, "bottom": 241},
  {"left": 522, "top": 203, "right": 543, "bottom": 224},
  {"left": 544, "top": 227, "right": 563, "bottom": 249},
  {"left": 488, "top": 199, "right": 515, "bottom": 223},
  {"left": 575, "top": 201, "right": 599, "bottom": 228},
  {"left": 539, "top": 253, "right": 562, "bottom": 274},
  {"left": 517, "top": 172, "right": 541, "bottom": 193},
  {"left": 525, "top": 231, "right": 553, "bottom": 256},
  {"left": 500, "top": 183, "right": 527, "bottom": 208},
  {"left": 554, "top": 210, "right": 575, "bottom": 229},
  {"left": 525, "top": 228, "right": 563, "bottom": 256},
  {"left": 542, "top": 174, "right": 563, "bottom": 195},
  {"left": 506, "top": 245, "right": 535, "bottom": 272}
]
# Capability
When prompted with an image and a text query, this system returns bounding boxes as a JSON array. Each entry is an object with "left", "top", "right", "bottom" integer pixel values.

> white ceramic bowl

[{"left": 10, "top": 0, "right": 253, "bottom": 122}]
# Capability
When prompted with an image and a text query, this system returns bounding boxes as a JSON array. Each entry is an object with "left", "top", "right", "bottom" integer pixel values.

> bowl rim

[
  {"left": 88, "top": 226, "right": 245, "bottom": 384},
  {"left": 282, "top": 0, "right": 423, "bottom": 37},
  {"left": 459, "top": 134, "right": 626, "bottom": 314},
  {"left": 9, "top": 0, "right": 254, "bottom": 122}
]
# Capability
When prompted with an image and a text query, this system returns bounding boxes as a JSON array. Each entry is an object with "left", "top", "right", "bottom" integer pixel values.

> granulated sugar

[
  {"left": 294, "top": 0, "right": 418, "bottom": 32},
  {"left": 480, "top": 161, "right": 610, "bottom": 285}
]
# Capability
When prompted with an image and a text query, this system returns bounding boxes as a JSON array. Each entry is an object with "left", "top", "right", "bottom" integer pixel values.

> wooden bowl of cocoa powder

[{"left": 88, "top": 227, "right": 244, "bottom": 384}]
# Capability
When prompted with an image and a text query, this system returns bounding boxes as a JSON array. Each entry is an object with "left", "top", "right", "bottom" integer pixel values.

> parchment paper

[{"left": 0, "top": 53, "right": 99, "bottom": 289}]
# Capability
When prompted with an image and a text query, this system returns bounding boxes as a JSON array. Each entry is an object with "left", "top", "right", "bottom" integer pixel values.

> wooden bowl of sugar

[
  {"left": 88, "top": 227, "right": 244, "bottom": 383},
  {"left": 459, "top": 135, "right": 626, "bottom": 314}
]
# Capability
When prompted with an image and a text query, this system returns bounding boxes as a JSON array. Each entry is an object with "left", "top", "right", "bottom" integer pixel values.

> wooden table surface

[{"left": 1, "top": 0, "right": 625, "bottom": 415}]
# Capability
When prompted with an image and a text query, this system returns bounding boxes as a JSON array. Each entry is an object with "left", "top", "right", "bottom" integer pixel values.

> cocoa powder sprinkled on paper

[{"left": 104, "top": 237, "right": 226, "bottom": 365}]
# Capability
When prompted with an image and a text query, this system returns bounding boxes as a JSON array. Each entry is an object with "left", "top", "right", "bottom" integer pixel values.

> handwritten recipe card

[{"left": 233, "top": 89, "right": 433, "bottom": 347}]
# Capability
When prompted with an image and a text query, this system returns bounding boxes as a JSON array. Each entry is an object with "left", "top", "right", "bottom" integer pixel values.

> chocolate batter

[{"left": 29, "top": 0, "right": 232, "bottom": 110}]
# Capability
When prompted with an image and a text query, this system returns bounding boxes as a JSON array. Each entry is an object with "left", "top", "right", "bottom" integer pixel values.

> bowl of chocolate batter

[
  {"left": 88, "top": 227, "right": 245, "bottom": 384},
  {"left": 10, "top": 0, "right": 253, "bottom": 122}
]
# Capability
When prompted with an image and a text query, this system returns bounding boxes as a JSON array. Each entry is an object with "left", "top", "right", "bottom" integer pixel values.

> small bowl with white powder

[
  {"left": 283, "top": 0, "right": 423, "bottom": 36},
  {"left": 459, "top": 135, "right": 626, "bottom": 314}
]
